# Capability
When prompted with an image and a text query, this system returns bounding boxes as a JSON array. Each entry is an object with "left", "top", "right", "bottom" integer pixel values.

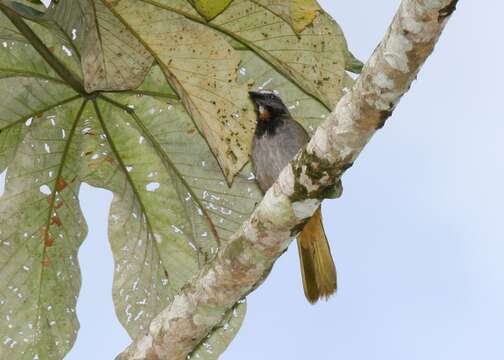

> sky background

[{"left": 4, "top": 1, "right": 502, "bottom": 359}]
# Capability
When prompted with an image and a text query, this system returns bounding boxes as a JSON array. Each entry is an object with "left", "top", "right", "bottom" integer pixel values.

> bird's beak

[{"left": 248, "top": 91, "right": 262, "bottom": 102}]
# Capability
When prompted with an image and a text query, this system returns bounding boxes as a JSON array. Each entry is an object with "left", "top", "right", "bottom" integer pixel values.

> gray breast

[{"left": 251, "top": 119, "right": 309, "bottom": 192}]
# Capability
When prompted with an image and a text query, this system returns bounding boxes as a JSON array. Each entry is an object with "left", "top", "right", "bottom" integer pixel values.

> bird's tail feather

[{"left": 297, "top": 207, "right": 337, "bottom": 304}]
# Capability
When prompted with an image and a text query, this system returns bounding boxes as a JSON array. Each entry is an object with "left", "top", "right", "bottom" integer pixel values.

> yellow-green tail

[{"left": 297, "top": 207, "right": 337, "bottom": 304}]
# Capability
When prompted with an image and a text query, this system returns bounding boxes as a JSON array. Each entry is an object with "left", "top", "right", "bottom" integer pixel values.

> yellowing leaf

[
  {"left": 188, "top": 0, "right": 234, "bottom": 20},
  {"left": 290, "top": 0, "right": 321, "bottom": 32},
  {"left": 212, "top": 1, "right": 348, "bottom": 108},
  {"left": 253, "top": 0, "right": 321, "bottom": 33},
  {"left": 105, "top": 0, "right": 256, "bottom": 182}
]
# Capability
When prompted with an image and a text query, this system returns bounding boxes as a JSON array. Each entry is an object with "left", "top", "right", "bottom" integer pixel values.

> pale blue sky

[{"left": 4, "top": 1, "right": 503, "bottom": 359}]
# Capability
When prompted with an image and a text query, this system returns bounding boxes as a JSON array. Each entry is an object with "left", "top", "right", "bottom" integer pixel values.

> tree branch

[{"left": 116, "top": 0, "right": 458, "bottom": 359}]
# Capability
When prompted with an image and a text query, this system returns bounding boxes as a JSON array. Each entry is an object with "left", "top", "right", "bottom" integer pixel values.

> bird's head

[{"left": 249, "top": 91, "right": 289, "bottom": 123}]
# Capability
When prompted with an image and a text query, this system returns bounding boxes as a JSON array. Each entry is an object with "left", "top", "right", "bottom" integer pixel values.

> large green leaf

[
  {"left": 0, "top": 11, "right": 86, "bottom": 359},
  {"left": 0, "top": 27, "right": 77, "bottom": 171},
  {"left": 0, "top": 0, "right": 356, "bottom": 358},
  {"left": 0, "top": 18, "right": 83, "bottom": 354},
  {"left": 0, "top": 100, "right": 86, "bottom": 360},
  {"left": 0, "top": 6, "right": 257, "bottom": 358},
  {"left": 78, "top": 92, "right": 261, "bottom": 358}
]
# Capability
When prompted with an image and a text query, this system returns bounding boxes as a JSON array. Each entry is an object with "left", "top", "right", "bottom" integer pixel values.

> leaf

[
  {"left": 189, "top": 301, "right": 246, "bottom": 360},
  {"left": 80, "top": 89, "right": 261, "bottom": 339},
  {"left": 133, "top": 64, "right": 179, "bottom": 100},
  {"left": 345, "top": 49, "right": 364, "bottom": 74},
  {"left": 210, "top": 0, "right": 349, "bottom": 109},
  {"left": 0, "top": 0, "right": 45, "bottom": 18},
  {"left": 138, "top": 0, "right": 351, "bottom": 109},
  {"left": 46, "top": 0, "right": 154, "bottom": 92},
  {"left": 188, "top": 0, "right": 233, "bottom": 20},
  {"left": 0, "top": 12, "right": 89, "bottom": 360},
  {"left": 0, "top": 1, "right": 357, "bottom": 358},
  {"left": 105, "top": 0, "right": 256, "bottom": 183},
  {"left": 0, "top": 5, "right": 259, "bottom": 357},
  {"left": 290, "top": 0, "right": 321, "bottom": 32},
  {"left": 0, "top": 2, "right": 85, "bottom": 85},
  {"left": 253, "top": 0, "right": 321, "bottom": 33},
  {"left": 0, "top": 97, "right": 87, "bottom": 359},
  {"left": 5, "top": 0, "right": 45, "bottom": 12}
]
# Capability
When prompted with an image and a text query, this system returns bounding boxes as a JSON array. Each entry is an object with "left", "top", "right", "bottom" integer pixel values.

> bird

[{"left": 249, "top": 90, "right": 337, "bottom": 304}]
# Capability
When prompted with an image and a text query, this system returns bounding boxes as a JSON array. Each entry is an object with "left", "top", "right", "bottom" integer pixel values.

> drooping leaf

[
  {"left": 104, "top": 0, "right": 256, "bottom": 183},
  {"left": 46, "top": 0, "right": 153, "bottom": 92},
  {"left": 188, "top": 0, "right": 233, "bottom": 20}
]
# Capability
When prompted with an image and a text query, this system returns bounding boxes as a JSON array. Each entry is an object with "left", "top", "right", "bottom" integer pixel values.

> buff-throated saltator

[{"left": 249, "top": 90, "right": 337, "bottom": 304}]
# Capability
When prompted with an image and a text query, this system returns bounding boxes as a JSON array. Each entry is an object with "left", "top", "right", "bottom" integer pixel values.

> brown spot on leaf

[
  {"left": 56, "top": 177, "right": 67, "bottom": 192},
  {"left": 45, "top": 234, "right": 54, "bottom": 247},
  {"left": 50, "top": 216, "right": 62, "bottom": 227}
]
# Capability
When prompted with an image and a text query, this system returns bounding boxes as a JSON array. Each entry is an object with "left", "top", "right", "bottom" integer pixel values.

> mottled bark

[{"left": 117, "top": 0, "right": 458, "bottom": 359}]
